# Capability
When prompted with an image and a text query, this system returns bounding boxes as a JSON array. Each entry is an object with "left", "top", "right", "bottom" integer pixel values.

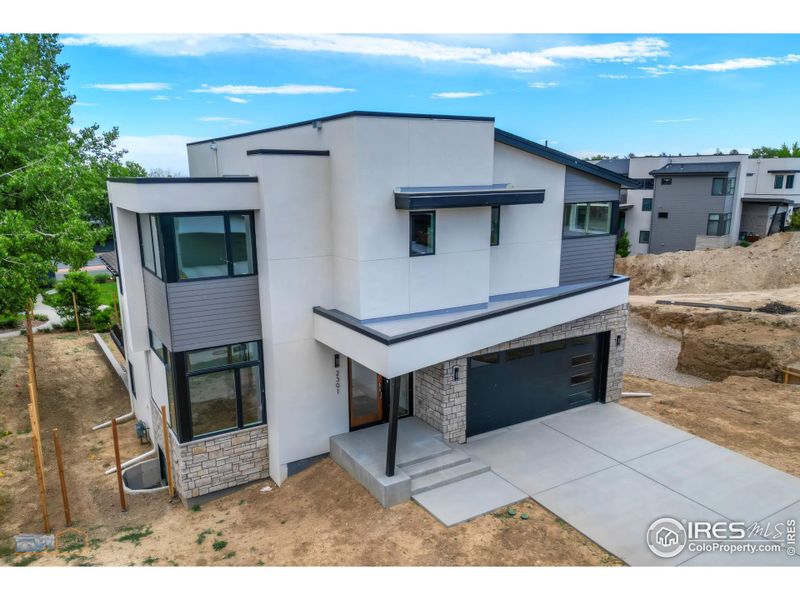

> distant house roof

[
  {"left": 97, "top": 251, "right": 119, "bottom": 277},
  {"left": 649, "top": 162, "right": 740, "bottom": 176},
  {"left": 494, "top": 129, "right": 639, "bottom": 188},
  {"left": 594, "top": 158, "right": 631, "bottom": 176}
]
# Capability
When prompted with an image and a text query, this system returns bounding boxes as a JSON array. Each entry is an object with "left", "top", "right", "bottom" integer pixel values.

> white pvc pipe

[
  {"left": 92, "top": 411, "right": 135, "bottom": 431},
  {"left": 105, "top": 447, "right": 156, "bottom": 475},
  {"left": 621, "top": 392, "right": 653, "bottom": 398}
]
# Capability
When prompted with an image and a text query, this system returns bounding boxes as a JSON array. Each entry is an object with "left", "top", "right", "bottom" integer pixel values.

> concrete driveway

[{"left": 461, "top": 402, "right": 800, "bottom": 566}]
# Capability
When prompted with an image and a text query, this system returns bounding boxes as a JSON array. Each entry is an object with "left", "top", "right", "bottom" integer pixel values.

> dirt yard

[
  {"left": 0, "top": 333, "right": 620, "bottom": 567},
  {"left": 622, "top": 375, "right": 800, "bottom": 478}
]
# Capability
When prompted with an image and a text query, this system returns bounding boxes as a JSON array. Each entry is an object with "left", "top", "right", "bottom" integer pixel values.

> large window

[
  {"left": 642, "top": 198, "right": 652, "bottom": 212},
  {"left": 409, "top": 211, "right": 435, "bottom": 256},
  {"left": 174, "top": 215, "right": 228, "bottom": 279},
  {"left": 184, "top": 342, "right": 264, "bottom": 439},
  {"left": 712, "top": 177, "right": 735, "bottom": 196},
  {"left": 706, "top": 213, "right": 732, "bottom": 236},
  {"left": 562, "top": 202, "right": 613, "bottom": 237},
  {"left": 774, "top": 174, "right": 795, "bottom": 189},
  {"left": 490, "top": 206, "right": 500, "bottom": 246}
]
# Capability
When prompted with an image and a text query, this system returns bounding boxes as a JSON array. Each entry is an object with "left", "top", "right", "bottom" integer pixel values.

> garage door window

[
  {"left": 506, "top": 347, "right": 534, "bottom": 361},
  {"left": 571, "top": 353, "right": 593, "bottom": 367},
  {"left": 570, "top": 372, "right": 593, "bottom": 386},
  {"left": 470, "top": 352, "right": 500, "bottom": 367},
  {"left": 540, "top": 340, "right": 566, "bottom": 353}
]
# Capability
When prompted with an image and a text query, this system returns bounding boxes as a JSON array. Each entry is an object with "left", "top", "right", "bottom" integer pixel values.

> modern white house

[
  {"left": 107, "top": 111, "right": 635, "bottom": 508},
  {"left": 597, "top": 155, "right": 799, "bottom": 255}
]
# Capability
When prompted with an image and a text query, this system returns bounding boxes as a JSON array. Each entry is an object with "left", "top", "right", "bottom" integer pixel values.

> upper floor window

[
  {"left": 712, "top": 177, "right": 726, "bottom": 196},
  {"left": 410, "top": 211, "right": 435, "bottom": 256},
  {"left": 138, "top": 211, "right": 256, "bottom": 282},
  {"left": 149, "top": 329, "right": 167, "bottom": 364},
  {"left": 563, "top": 202, "right": 613, "bottom": 237},
  {"left": 774, "top": 174, "right": 795, "bottom": 189},
  {"left": 774, "top": 175, "right": 784, "bottom": 189},
  {"left": 788, "top": 175, "right": 796, "bottom": 189},
  {"left": 661, "top": 177, "right": 672, "bottom": 185},
  {"left": 490, "top": 206, "right": 500, "bottom": 246},
  {"left": 642, "top": 198, "right": 653, "bottom": 212}
]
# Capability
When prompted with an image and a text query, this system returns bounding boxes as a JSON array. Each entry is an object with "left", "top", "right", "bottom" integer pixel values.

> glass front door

[{"left": 348, "top": 359, "right": 412, "bottom": 430}]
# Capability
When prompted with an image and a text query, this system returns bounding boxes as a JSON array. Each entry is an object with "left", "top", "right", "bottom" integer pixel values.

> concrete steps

[
  {"left": 409, "top": 454, "right": 490, "bottom": 495},
  {"left": 402, "top": 449, "right": 471, "bottom": 478}
]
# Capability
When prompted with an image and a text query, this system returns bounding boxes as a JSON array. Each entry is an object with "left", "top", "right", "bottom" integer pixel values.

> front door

[{"left": 347, "top": 359, "right": 413, "bottom": 430}]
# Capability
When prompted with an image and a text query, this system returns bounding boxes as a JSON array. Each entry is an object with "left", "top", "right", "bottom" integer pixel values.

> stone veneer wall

[
  {"left": 149, "top": 401, "right": 269, "bottom": 501},
  {"left": 413, "top": 304, "right": 628, "bottom": 443}
]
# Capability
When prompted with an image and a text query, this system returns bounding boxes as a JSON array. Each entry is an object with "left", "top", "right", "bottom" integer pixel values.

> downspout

[{"left": 105, "top": 447, "right": 156, "bottom": 475}]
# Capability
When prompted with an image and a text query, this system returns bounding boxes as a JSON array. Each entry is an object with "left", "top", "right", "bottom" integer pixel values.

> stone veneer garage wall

[
  {"left": 150, "top": 401, "right": 269, "bottom": 502},
  {"left": 413, "top": 304, "right": 628, "bottom": 443}
]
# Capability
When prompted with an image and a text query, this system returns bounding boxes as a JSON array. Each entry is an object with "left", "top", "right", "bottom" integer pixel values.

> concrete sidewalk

[{"left": 461, "top": 402, "right": 800, "bottom": 566}]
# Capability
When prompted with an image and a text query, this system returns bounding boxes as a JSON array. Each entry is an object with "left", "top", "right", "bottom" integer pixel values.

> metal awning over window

[{"left": 394, "top": 184, "right": 545, "bottom": 210}]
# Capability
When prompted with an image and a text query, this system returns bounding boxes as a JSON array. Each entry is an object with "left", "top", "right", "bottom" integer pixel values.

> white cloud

[
  {"left": 150, "top": 95, "right": 171, "bottom": 101},
  {"left": 642, "top": 53, "right": 800, "bottom": 76},
  {"left": 191, "top": 84, "right": 355, "bottom": 95},
  {"left": 431, "top": 91, "right": 486, "bottom": 99},
  {"left": 226, "top": 96, "right": 249, "bottom": 104},
  {"left": 117, "top": 134, "right": 191, "bottom": 174},
  {"left": 653, "top": 118, "right": 702, "bottom": 124},
  {"left": 529, "top": 82, "right": 558, "bottom": 89},
  {"left": 62, "top": 34, "right": 669, "bottom": 72},
  {"left": 599, "top": 74, "right": 629, "bottom": 79},
  {"left": 85, "top": 82, "right": 170, "bottom": 92},
  {"left": 197, "top": 116, "right": 253, "bottom": 125},
  {"left": 73, "top": 101, "right": 96, "bottom": 106}
]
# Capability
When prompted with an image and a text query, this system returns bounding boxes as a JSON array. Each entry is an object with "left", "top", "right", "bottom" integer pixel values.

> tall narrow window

[
  {"left": 774, "top": 175, "right": 785, "bottom": 189},
  {"left": 711, "top": 177, "right": 726, "bottom": 196},
  {"left": 409, "top": 212, "right": 435, "bottom": 256},
  {"left": 139, "top": 213, "right": 155, "bottom": 272},
  {"left": 787, "top": 175, "right": 795, "bottom": 189},
  {"left": 490, "top": 206, "right": 500, "bottom": 246},
  {"left": 642, "top": 198, "right": 652, "bottom": 211},
  {"left": 173, "top": 215, "right": 228, "bottom": 279},
  {"left": 229, "top": 214, "right": 255, "bottom": 275},
  {"left": 149, "top": 215, "right": 162, "bottom": 278}
]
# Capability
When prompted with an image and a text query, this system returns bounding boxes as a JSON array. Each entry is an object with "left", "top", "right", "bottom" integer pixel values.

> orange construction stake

[
  {"left": 111, "top": 419, "right": 127, "bottom": 512},
  {"left": 52, "top": 428, "right": 72, "bottom": 526}
]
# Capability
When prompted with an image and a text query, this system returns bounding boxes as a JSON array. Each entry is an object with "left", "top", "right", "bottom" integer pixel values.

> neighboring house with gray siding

[{"left": 107, "top": 111, "right": 635, "bottom": 507}]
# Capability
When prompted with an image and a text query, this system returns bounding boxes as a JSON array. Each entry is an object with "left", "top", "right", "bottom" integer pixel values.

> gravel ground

[{"left": 624, "top": 320, "right": 709, "bottom": 388}]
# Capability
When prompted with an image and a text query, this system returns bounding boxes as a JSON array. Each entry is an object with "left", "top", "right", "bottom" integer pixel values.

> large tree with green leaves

[
  {"left": 750, "top": 142, "right": 800, "bottom": 158},
  {"left": 0, "top": 34, "right": 144, "bottom": 314}
]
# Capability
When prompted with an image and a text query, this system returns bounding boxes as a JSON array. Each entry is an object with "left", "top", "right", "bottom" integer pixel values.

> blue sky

[{"left": 60, "top": 34, "right": 800, "bottom": 173}]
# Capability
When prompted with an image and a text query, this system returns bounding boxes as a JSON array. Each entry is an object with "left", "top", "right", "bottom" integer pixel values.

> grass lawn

[{"left": 97, "top": 281, "right": 118, "bottom": 307}]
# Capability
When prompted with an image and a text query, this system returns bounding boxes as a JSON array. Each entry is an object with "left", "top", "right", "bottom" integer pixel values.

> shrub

[
  {"left": 738, "top": 240, "right": 751, "bottom": 248},
  {"left": 788, "top": 210, "right": 800, "bottom": 231},
  {"left": 0, "top": 314, "right": 21, "bottom": 329},
  {"left": 616, "top": 230, "right": 631, "bottom": 258},
  {"left": 93, "top": 273, "right": 110, "bottom": 284},
  {"left": 50, "top": 272, "right": 101, "bottom": 324},
  {"left": 91, "top": 308, "right": 114, "bottom": 333}
]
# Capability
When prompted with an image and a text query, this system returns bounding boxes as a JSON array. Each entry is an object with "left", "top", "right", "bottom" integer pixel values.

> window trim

[
  {"left": 159, "top": 211, "right": 258, "bottom": 283},
  {"left": 490, "top": 205, "right": 500, "bottom": 246},
  {"left": 409, "top": 210, "right": 436, "bottom": 257}
]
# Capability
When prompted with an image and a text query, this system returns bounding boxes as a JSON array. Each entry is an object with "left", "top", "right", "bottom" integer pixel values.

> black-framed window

[
  {"left": 712, "top": 177, "right": 726, "bottom": 196},
  {"left": 563, "top": 202, "right": 614, "bottom": 237},
  {"left": 639, "top": 230, "right": 650, "bottom": 244},
  {"left": 661, "top": 177, "right": 672, "bottom": 185},
  {"left": 774, "top": 175, "right": 784, "bottom": 189},
  {"left": 138, "top": 213, "right": 162, "bottom": 279},
  {"left": 490, "top": 206, "right": 500, "bottom": 246},
  {"left": 181, "top": 341, "right": 265, "bottom": 440},
  {"left": 410, "top": 211, "right": 435, "bottom": 256},
  {"left": 706, "top": 213, "right": 731, "bottom": 236},
  {"left": 658, "top": 212, "right": 669, "bottom": 219},
  {"left": 149, "top": 329, "right": 167, "bottom": 364},
  {"left": 787, "top": 175, "right": 795, "bottom": 189},
  {"left": 642, "top": 198, "right": 652, "bottom": 211},
  {"left": 128, "top": 361, "right": 136, "bottom": 398}
]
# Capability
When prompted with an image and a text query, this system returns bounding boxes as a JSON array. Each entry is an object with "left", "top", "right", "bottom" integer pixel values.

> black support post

[{"left": 385, "top": 376, "right": 401, "bottom": 477}]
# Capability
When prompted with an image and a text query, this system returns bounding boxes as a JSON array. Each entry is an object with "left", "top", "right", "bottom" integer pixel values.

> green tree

[
  {"left": 788, "top": 210, "right": 800, "bottom": 231},
  {"left": 616, "top": 230, "right": 631, "bottom": 258},
  {"left": 0, "top": 34, "right": 144, "bottom": 314},
  {"left": 50, "top": 271, "right": 101, "bottom": 324},
  {"left": 750, "top": 142, "right": 800, "bottom": 158}
]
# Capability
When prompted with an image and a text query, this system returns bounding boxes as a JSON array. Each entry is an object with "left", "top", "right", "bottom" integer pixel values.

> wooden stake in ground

[
  {"left": 160, "top": 406, "right": 175, "bottom": 498},
  {"left": 52, "top": 428, "right": 72, "bottom": 527},
  {"left": 28, "top": 382, "right": 44, "bottom": 474},
  {"left": 71, "top": 291, "right": 81, "bottom": 334},
  {"left": 25, "top": 299, "right": 38, "bottom": 392},
  {"left": 111, "top": 418, "right": 127, "bottom": 512},
  {"left": 112, "top": 296, "right": 120, "bottom": 325},
  {"left": 28, "top": 403, "right": 50, "bottom": 534}
]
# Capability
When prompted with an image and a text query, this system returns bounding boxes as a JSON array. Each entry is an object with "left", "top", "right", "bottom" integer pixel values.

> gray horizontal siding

[
  {"left": 565, "top": 167, "right": 621, "bottom": 203},
  {"left": 166, "top": 276, "right": 262, "bottom": 351},
  {"left": 560, "top": 235, "right": 616, "bottom": 285},
  {"left": 142, "top": 269, "right": 171, "bottom": 348}
]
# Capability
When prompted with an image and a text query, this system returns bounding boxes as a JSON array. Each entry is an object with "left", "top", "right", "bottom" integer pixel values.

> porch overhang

[
  {"left": 394, "top": 184, "right": 545, "bottom": 209},
  {"left": 313, "top": 276, "right": 629, "bottom": 378}
]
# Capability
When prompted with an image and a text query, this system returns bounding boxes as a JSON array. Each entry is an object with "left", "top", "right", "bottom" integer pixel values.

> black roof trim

[
  {"left": 768, "top": 169, "right": 800, "bottom": 174},
  {"left": 494, "top": 129, "right": 640, "bottom": 188},
  {"left": 649, "top": 162, "right": 740, "bottom": 176},
  {"left": 246, "top": 149, "right": 330, "bottom": 156},
  {"left": 395, "top": 188, "right": 545, "bottom": 209},
  {"left": 97, "top": 251, "right": 119, "bottom": 277},
  {"left": 107, "top": 177, "right": 258, "bottom": 184},
  {"left": 187, "top": 111, "right": 495, "bottom": 146},
  {"left": 313, "top": 275, "right": 629, "bottom": 346}
]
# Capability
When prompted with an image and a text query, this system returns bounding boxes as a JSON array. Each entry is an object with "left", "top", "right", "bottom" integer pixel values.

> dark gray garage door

[{"left": 466, "top": 333, "right": 606, "bottom": 437}]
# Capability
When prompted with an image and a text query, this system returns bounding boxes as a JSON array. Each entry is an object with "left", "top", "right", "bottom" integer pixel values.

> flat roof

[
  {"left": 394, "top": 185, "right": 545, "bottom": 209},
  {"left": 187, "top": 110, "right": 495, "bottom": 146},
  {"left": 650, "top": 162, "right": 739, "bottom": 176},
  {"left": 107, "top": 176, "right": 258, "bottom": 184}
]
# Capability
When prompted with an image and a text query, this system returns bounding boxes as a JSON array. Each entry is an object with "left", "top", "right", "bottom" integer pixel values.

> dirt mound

[
  {"left": 616, "top": 232, "right": 800, "bottom": 294},
  {"left": 677, "top": 323, "right": 800, "bottom": 382},
  {"left": 755, "top": 301, "right": 797, "bottom": 315}
]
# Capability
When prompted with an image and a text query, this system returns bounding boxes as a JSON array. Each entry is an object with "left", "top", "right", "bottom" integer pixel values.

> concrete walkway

[
  {"left": 0, "top": 294, "right": 62, "bottom": 340},
  {"left": 461, "top": 402, "right": 800, "bottom": 566}
]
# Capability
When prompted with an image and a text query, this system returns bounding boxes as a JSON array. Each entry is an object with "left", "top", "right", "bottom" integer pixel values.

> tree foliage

[
  {"left": 750, "top": 142, "right": 800, "bottom": 158},
  {"left": 615, "top": 230, "right": 631, "bottom": 258},
  {"left": 49, "top": 271, "right": 101, "bottom": 323},
  {"left": 0, "top": 34, "right": 144, "bottom": 314}
]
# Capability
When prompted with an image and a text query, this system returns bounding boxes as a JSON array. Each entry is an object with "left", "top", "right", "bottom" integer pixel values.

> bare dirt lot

[
  {"left": 0, "top": 333, "right": 620, "bottom": 567},
  {"left": 622, "top": 375, "right": 800, "bottom": 478}
]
